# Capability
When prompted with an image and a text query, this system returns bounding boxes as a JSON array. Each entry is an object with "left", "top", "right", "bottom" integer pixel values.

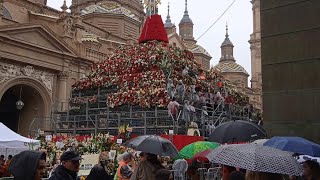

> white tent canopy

[{"left": 0, "top": 122, "right": 39, "bottom": 149}]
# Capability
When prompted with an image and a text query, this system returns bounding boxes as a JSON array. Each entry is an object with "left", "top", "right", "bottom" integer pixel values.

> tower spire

[
  {"left": 184, "top": 0, "right": 188, "bottom": 15},
  {"left": 167, "top": 2, "right": 170, "bottom": 18},
  {"left": 61, "top": 0, "right": 68, "bottom": 12},
  {"left": 180, "top": 0, "right": 193, "bottom": 24},
  {"left": 164, "top": 1, "right": 173, "bottom": 28},
  {"left": 226, "top": 23, "right": 229, "bottom": 38}
]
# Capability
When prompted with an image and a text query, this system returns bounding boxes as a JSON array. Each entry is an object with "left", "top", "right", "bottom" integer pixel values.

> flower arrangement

[{"left": 71, "top": 40, "right": 249, "bottom": 108}]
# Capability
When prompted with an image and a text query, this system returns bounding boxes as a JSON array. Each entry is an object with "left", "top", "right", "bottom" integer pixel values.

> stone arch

[{"left": 0, "top": 77, "right": 52, "bottom": 117}]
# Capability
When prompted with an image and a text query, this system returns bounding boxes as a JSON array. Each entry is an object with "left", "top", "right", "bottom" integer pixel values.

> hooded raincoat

[{"left": 9, "top": 150, "right": 46, "bottom": 180}]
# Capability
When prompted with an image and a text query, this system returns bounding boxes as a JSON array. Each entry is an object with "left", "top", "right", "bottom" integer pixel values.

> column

[
  {"left": 0, "top": 0, "right": 3, "bottom": 23},
  {"left": 58, "top": 71, "right": 69, "bottom": 111}
]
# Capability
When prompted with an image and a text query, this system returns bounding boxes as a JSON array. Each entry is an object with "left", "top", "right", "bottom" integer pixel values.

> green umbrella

[{"left": 179, "top": 141, "right": 220, "bottom": 159}]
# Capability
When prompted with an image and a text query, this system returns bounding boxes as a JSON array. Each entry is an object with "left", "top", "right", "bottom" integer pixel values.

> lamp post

[{"left": 16, "top": 86, "right": 24, "bottom": 110}]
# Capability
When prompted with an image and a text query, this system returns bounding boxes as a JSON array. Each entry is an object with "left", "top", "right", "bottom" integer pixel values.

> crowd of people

[
  {"left": 167, "top": 89, "right": 262, "bottom": 136},
  {"left": 1, "top": 148, "right": 320, "bottom": 180},
  {"left": 0, "top": 150, "right": 175, "bottom": 180}
]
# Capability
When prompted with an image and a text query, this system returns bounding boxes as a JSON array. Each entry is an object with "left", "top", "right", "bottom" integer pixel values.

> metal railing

[{"left": 29, "top": 100, "right": 256, "bottom": 139}]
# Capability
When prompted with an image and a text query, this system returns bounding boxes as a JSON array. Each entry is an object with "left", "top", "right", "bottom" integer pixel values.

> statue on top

[{"left": 144, "top": 0, "right": 161, "bottom": 16}]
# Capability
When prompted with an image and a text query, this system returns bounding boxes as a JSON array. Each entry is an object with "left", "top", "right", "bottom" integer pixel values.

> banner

[{"left": 78, "top": 154, "right": 100, "bottom": 176}]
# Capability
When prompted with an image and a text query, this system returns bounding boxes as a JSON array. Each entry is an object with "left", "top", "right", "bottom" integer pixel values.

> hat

[{"left": 60, "top": 151, "right": 82, "bottom": 161}]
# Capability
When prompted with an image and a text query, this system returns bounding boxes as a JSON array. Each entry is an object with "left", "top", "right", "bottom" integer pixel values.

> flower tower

[{"left": 70, "top": 0, "right": 249, "bottom": 110}]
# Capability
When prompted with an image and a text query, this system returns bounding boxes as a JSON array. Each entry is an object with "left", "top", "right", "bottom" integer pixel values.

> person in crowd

[
  {"left": 225, "top": 95, "right": 234, "bottom": 114},
  {"left": 289, "top": 175, "right": 303, "bottom": 180},
  {"left": 222, "top": 165, "right": 236, "bottom": 180},
  {"left": 3, "top": 155, "right": 13, "bottom": 177},
  {"left": 172, "top": 158, "right": 188, "bottom": 180},
  {"left": 245, "top": 170, "right": 283, "bottom": 180},
  {"left": 86, "top": 153, "right": 113, "bottom": 180},
  {"left": 215, "top": 91, "right": 224, "bottom": 111},
  {"left": 9, "top": 150, "right": 46, "bottom": 180},
  {"left": 229, "top": 171, "right": 245, "bottom": 180},
  {"left": 117, "top": 152, "right": 135, "bottom": 180},
  {"left": 155, "top": 169, "right": 173, "bottom": 180},
  {"left": 167, "top": 97, "right": 180, "bottom": 120},
  {"left": 114, "top": 153, "right": 125, "bottom": 180},
  {"left": 182, "top": 100, "right": 191, "bottom": 124},
  {"left": 206, "top": 120, "right": 215, "bottom": 135},
  {"left": 49, "top": 151, "right": 82, "bottom": 180},
  {"left": 302, "top": 160, "right": 320, "bottom": 180},
  {"left": 0, "top": 155, "right": 5, "bottom": 177},
  {"left": 139, "top": 152, "right": 147, "bottom": 162},
  {"left": 130, "top": 153, "right": 164, "bottom": 180}
]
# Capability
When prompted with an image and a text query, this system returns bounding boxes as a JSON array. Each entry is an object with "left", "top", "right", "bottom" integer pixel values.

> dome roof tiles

[
  {"left": 184, "top": 42, "right": 211, "bottom": 58},
  {"left": 213, "top": 61, "right": 249, "bottom": 75}
]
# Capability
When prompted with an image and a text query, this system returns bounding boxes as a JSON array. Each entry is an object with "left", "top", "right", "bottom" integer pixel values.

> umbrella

[
  {"left": 206, "top": 143, "right": 303, "bottom": 176},
  {"left": 295, "top": 155, "right": 320, "bottom": 164},
  {"left": 192, "top": 149, "right": 215, "bottom": 162},
  {"left": 179, "top": 141, "right": 220, "bottom": 159},
  {"left": 251, "top": 139, "right": 269, "bottom": 145},
  {"left": 263, "top": 137, "right": 320, "bottom": 157},
  {"left": 208, "top": 120, "right": 267, "bottom": 144},
  {"left": 122, "top": 135, "right": 179, "bottom": 157}
]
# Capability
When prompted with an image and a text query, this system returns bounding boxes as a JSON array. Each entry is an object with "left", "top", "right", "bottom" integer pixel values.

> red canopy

[{"left": 161, "top": 134, "right": 203, "bottom": 151}]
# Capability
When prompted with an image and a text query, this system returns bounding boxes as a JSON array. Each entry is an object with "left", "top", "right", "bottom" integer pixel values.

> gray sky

[{"left": 47, "top": 0, "right": 253, "bottom": 78}]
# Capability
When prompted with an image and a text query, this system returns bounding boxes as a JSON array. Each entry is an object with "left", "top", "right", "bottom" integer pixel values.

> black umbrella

[
  {"left": 208, "top": 120, "right": 267, "bottom": 143},
  {"left": 122, "top": 135, "right": 179, "bottom": 157}
]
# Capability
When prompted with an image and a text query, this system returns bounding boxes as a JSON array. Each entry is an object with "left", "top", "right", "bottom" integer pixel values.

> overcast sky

[{"left": 47, "top": 0, "right": 253, "bottom": 78}]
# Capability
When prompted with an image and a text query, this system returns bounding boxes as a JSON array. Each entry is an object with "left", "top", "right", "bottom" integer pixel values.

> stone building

[
  {"left": 249, "top": 0, "right": 262, "bottom": 110},
  {"left": 261, "top": 0, "right": 320, "bottom": 142},
  {"left": 0, "top": 0, "right": 145, "bottom": 135},
  {"left": 164, "top": 0, "right": 212, "bottom": 70}
]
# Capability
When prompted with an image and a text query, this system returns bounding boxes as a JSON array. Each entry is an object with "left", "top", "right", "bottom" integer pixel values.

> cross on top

[{"left": 144, "top": 0, "right": 161, "bottom": 16}]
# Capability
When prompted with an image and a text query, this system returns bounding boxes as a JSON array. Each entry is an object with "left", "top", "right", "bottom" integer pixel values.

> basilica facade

[
  {"left": 0, "top": 0, "right": 212, "bottom": 135},
  {"left": 0, "top": 0, "right": 145, "bottom": 135}
]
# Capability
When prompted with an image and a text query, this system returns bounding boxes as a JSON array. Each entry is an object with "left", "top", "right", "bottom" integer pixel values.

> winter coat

[
  {"left": 9, "top": 150, "right": 46, "bottom": 180},
  {"left": 49, "top": 165, "right": 77, "bottom": 180},
  {"left": 130, "top": 161, "right": 160, "bottom": 180},
  {"left": 86, "top": 164, "right": 113, "bottom": 180}
]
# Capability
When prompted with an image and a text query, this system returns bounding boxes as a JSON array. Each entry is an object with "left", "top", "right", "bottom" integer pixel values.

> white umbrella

[
  {"left": 295, "top": 155, "right": 320, "bottom": 164},
  {"left": 251, "top": 139, "right": 269, "bottom": 145},
  {"left": 206, "top": 143, "right": 303, "bottom": 176}
]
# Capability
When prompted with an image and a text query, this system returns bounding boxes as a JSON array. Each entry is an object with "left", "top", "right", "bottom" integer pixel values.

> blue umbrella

[{"left": 263, "top": 137, "right": 320, "bottom": 157}]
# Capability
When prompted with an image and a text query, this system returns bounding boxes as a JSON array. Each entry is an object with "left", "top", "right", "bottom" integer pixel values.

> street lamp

[
  {"left": 16, "top": 86, "right": 24, "bottom": 110},
  {"left": 16, "top": 100, "right": 24, "bottom": 110}
]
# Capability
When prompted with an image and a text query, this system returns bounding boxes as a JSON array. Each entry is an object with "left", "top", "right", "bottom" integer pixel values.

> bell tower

[{"left": 179, "top": 0, "right": 195, "bottom": 44}]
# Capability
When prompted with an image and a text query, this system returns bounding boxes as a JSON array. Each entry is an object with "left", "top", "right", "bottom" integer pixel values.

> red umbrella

[{"left": 192, "top": 149, "right": 215, "bottom": 162}]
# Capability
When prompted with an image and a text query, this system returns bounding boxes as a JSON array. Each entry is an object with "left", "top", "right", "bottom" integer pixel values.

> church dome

[
  {"left": 213, "top": 61, "right": 249, "bottom": 75},
  {"left": 81, "top": 2, "right": 141, "bottom": 22},
  {"left": 184, "top": 42, "right": 211, "bottom": 58}
]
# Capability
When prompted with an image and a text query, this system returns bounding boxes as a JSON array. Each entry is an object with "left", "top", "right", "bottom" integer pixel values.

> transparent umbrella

[{"left": 206, "top": 143, "right": 303, "bottom": 176}]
